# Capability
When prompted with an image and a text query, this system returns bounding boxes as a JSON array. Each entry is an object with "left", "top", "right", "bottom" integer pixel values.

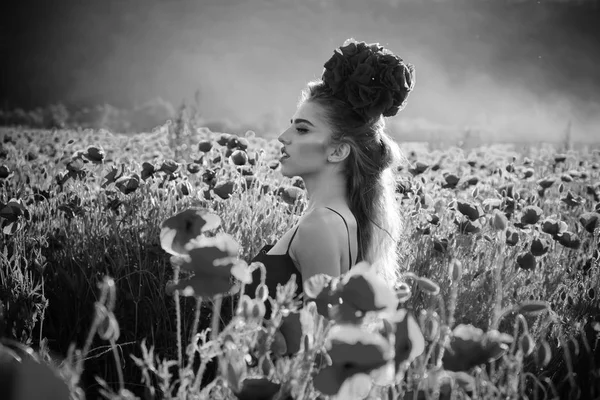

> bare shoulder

[
  {"left": 289, "top": 207, "right": 348, "bottom": 280},
  {"left": 296, "top": 207, "right": 349, "bottom": 241}
]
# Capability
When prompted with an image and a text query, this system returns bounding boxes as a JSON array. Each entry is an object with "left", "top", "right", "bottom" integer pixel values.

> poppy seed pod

[{"left": 449, "top": 259, "right": 463, "bottom": 281}]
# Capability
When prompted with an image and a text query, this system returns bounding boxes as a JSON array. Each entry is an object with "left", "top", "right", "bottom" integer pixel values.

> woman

[{"left": 245, "top": 38, "right": 416, "bottom": 315}]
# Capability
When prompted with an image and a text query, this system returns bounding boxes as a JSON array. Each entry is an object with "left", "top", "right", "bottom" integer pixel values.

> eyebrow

[{"left": 291, "top": 118, "right": 315, "bottom": 127}]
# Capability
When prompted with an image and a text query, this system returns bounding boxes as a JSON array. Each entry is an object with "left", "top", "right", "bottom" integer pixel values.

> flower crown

[{"left": 321, "top": 38, "right": 416, "bottom": 122}]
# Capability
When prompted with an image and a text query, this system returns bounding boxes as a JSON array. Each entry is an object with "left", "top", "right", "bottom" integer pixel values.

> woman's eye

[{"left": 296, "top": 127, "right": 308, "bottom": 133}]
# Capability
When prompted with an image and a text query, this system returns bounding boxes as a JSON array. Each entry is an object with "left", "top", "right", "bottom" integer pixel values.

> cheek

[{"left": 298, "top": 141, "right": 328, "bottom": 160}]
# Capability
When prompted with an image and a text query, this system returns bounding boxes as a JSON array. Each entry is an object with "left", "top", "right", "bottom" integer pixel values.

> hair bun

[{"left": 321, "top": 38, "right": 415, "bottom": 121}]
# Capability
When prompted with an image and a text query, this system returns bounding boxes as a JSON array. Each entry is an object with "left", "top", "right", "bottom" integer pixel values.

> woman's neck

[{"left": 301, "top": 169, "right": 348, "bottom": 212}]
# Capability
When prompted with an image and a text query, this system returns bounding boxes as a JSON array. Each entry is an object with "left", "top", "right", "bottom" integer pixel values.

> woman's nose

[{"left": 277, "top": 131, "right": 289, "bottom": 145}]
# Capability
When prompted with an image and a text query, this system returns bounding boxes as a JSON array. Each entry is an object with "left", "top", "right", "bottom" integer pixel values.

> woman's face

[{"left": 277, "top": 101, "right": 335, "bottom": 178}]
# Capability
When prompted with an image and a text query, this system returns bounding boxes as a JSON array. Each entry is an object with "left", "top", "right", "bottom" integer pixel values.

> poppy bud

[
  {"left": 422, "top": 313, "right": 440, "bottom": 341},
  {"left": 492, "top": 210, "right": 508, "bottom": 231},
  {"left": 449, "top": 259, "right": 463, "bottom": 281},
  {"left": 222, "top": 353, "right": 246, "bottom": 393},
  {"left": 518, "top": 300, "right": 549, "bottom": 315},
  {"left": 520, "top": 333, "right": 535, "bottom": 356},
  {"left": 251, "top": 301, "right": 266, "bottom": 320},
  {"left": 255, "top": 284, "right": 269, "bottom": 303},
  {"left": 567, "top": 337, "right": 579, "bottom": 357},
  {"left": 535, "top": 340, "right": 551, "bottom": 368},
  {"left": 416, "top": 277, "right": 440, "bottom": 295},
  {"left": 516, "top": 252, "right": 536, "bottom": 271}
]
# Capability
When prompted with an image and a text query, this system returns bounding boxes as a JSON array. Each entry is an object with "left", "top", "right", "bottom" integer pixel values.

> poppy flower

[
  {"left": 173, "top": 233, "right": 250, "bottom": 297},
  {"left": 179, "top": 180, "right": 193, "bottom": 196},
  {"left": 456, "top": 201, "right": 483, "bottom": 221},
  {"left": 198, "top": 140, "right": 213, "bottom": 153},
  {"left": 0, "top": 165, "right": 13, "bottom": 179},
  {"left": 159, "top": 159, "right": 180, "bottom": 174},
  {"left": 408, "top": 161, "right": 429, "bottom": 176},
  {"left": 227, "top": 135, "right": 241, "bottom": 149},
  {"left": 187, "top": 162, "right": 201, "bottom": 174},
  {"left": 0, "top": 198, "right": 31, "bottom": 235},
  {"left": 579, "top": 212, "right": 599, "bottom": 234},
  {"left": 560, "top": 173, "right": 573, "bottom": 183},
  {"left": 454, "top": 217, "right": 481, "bottom": 234},
  {"left": 387, "top": 309, "right": 425, "bottom": 370},
  {"left": 312, "top": 325, "right": 394, "bottom": 396},
  {"left": 280, "top": 186, "right": 304, "bottom": 205},
  {"left": 230, "top": 150, "right": 248, "bottom": 166},
  {"left": 334, "top": 262, "right": 398, "bottom": 323},
  {"left": 101, "top": 164, "right": 124, "bottom": 188},
  {"left": 236, "top": 137, "right": 249, "bottom": 151},
  {"left": 541, "top": 218, "right": 568, "bottom": 236},
  {"left": 290, "top": 176, "right": 305, "bottom": 189},
  {"left": 505, "top": 228, "right": 520, "bottom": 246},
  {"left": 442, "top": 172, "right": 459, "bottom": 189},
  {"left": 214, "top": 181, "right": 236, "bottom": 199},
  {"left": 160, "top": 208, "right": 221, "bottom": 256},
  {"left": 520, "top": 205, "right": 543, "bottom": 225},
  {"left": 0, "top": 342, "right": 71, "bottom": 400},
  {"left": 561, "top": 191, "right": 585, "bottom": 207},
  {"left": 530, "top": 237, "right": 550, "bottom": 256},
  {"left": 555, "top": 231, "right": 581, "bottom": 249},
  {"left": 115, "top": 174, "right": 140, "bottom": 195},
  {"left": 516, "top": 252, "right": 536, "bottom": 270},
  {"left": 554, "top": 154, "right": 567, "bottom": 163},
  {"left": 85, "top": 145, "right": 105, "bottom": 163},
  {"left": 140, "top": 162, "right": 156, "bottom": 180},
  {"left": 303, "top": 274, "right": 342, "bottom": 319},
  {"left": 276, "top": 311, "right": 303, "bottom": 356},
  {"left": 442, "top": 324, "right": 513, "bottom": 372},
  {"left": 234, "top": 378, "right": 283, "bottom": 400},
  {"left": 432, "top": 237, "right": 448, "bottom": 253},
  {"left": 523, "top": 168, "right": 535, "bottom": 178}
]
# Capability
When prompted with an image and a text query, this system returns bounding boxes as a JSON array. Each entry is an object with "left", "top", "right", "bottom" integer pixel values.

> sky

[{"left": 3, "top": 0, "right": 600, "bottom": 142}]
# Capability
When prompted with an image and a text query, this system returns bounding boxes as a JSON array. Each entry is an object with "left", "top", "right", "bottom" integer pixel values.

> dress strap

[
  {"left": 285, "top": 225, "right": 301, "bottom": 255},
  {"left": 324, "top": 207, "right": 353, "bottom": 270}
]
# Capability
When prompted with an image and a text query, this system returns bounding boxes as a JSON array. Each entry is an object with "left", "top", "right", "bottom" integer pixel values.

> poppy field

[{"left": 0, "top": 116, "right": 599, "bottom": 400}]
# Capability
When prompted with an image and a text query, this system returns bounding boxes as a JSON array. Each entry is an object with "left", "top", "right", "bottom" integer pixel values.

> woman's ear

[{"left": 328, "top": 142, "right": 350, "bottom": 163}]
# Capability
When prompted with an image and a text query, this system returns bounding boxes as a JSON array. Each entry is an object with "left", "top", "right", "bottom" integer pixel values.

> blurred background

[{"left": 2, "top": 0, "right": 600, "bottom": 143}]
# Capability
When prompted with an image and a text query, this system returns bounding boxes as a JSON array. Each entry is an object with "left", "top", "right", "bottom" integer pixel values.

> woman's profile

[{"left": 245, "top": 38, "right": 416, "bottom": 316}]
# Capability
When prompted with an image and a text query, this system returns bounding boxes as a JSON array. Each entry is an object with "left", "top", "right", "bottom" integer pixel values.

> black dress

[{"left": 245, "top": 207, "right": 355, "bottom": 319}]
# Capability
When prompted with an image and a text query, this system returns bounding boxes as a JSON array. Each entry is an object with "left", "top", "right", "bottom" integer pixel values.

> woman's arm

[{"left": 289, "top": 208, "right": 345, "bottom": 285}]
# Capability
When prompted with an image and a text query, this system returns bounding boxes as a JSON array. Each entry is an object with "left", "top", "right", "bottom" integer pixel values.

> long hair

[{"left": 298, "top": 80, "right": 407, "bottom": 284}]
